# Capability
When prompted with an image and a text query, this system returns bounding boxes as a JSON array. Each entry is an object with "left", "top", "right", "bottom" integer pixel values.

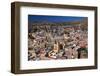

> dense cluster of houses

[{"left": 28, "top": 23, "right": 88, "bottom": 61}]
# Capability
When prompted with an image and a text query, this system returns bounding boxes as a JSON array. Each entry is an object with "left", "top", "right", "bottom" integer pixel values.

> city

[{"left": 28, "top": 15, "right": 88, "bottom": 61}]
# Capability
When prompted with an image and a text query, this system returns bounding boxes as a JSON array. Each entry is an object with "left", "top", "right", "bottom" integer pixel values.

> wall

[{"left": 0, "top": 0, "right": 99, "bottom": 76}]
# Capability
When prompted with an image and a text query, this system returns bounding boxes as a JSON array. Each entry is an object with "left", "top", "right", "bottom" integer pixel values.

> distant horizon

[{"left": 28, "top": 15, "right": 87, "bottom": 24}]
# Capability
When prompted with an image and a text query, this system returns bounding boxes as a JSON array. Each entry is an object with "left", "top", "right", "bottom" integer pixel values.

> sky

[{"left": 28, "top": 15, "right": 86, "bottom": 23}]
